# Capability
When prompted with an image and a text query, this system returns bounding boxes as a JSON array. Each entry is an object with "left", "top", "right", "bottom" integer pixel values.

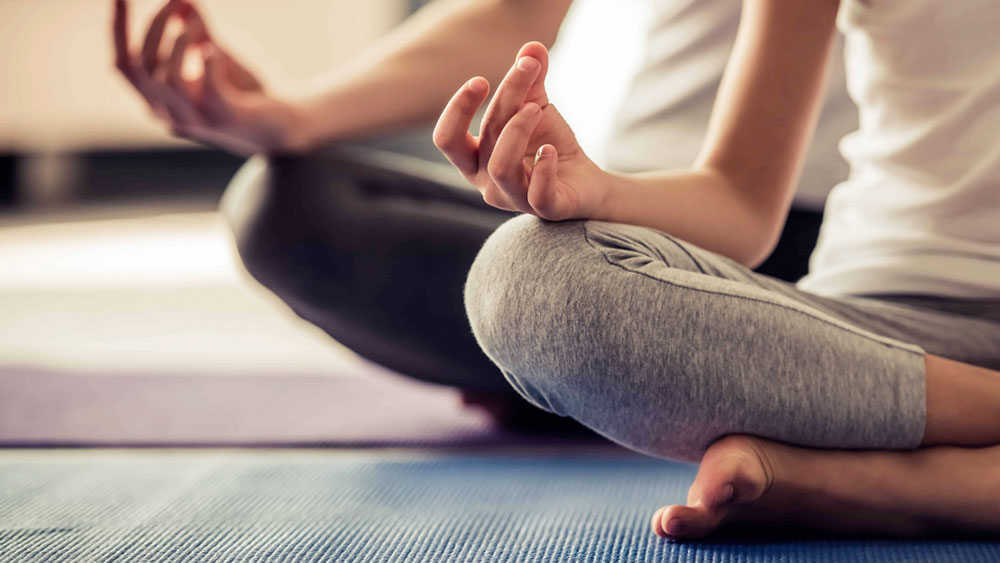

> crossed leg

[
  {"left": 654, "top": 354, "right": 1000, "bottom": 539},
  {"left": 223, "top": 154, "right": 1000, "bottom": 538},
  {"left": 654, "top": 433, "right": 1000, "bottom": 539},
  {"left": 463, "top": 215, "right": 1000, "bottom": 539}
]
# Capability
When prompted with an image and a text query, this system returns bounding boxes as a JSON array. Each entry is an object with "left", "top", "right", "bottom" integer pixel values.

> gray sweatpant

[{"left": 465, "top": 215, "right": 1000, "bottom": 462}]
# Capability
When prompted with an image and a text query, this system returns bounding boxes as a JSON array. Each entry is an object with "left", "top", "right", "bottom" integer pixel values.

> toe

[
  {"left": 651, "top": 507, "right": 668, "bottom": 537},
  {"left": 690, "top": 436, "right": 772, "bottom": 509},
  {"left": 662, "top": 504, "right": 726, "bottom": 539},
  {"left": 654, "top": 436, "right": 778, "bottom": 540},
  {"left": 686, "top": 458, "right": 740, "bottom": 510}
]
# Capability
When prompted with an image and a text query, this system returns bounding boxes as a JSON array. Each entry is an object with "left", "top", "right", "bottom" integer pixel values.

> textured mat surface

[{"left": 2, "top": 449, "right": 998, "bottom": 562}]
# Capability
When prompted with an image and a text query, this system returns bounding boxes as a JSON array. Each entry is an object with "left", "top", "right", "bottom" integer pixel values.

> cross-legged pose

[
  {"left": 434, "top": 1, "right": 1000, "bottom": 539},
  {"left": 113, "top": 0, "right": 1000, "bottom": 539},
  {"left": 112, "top": 0, "right": 851, "bottom": 422}
]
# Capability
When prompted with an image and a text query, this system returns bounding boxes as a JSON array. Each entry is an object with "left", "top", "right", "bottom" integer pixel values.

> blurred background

[{"left": 0, "top": 0, "right": 646, "bottom": 443}]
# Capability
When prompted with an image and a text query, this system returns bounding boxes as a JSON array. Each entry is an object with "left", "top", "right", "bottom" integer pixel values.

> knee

[
  {"left": 466, "top": 216, "right": 713, "bottom": 460},
  {"left": 221, "top": 156, "right": 280, "bottom": 283},
  {"left": 220, "top": 155, "right": 321, "bottom": 294},
  {"left": 464, "top": 215, "right": 604, "bottom": 416}
]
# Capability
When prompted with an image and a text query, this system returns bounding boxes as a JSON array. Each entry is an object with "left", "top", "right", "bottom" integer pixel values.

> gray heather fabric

[{"left": 465, "top": 215, "right": 1000, "bottom": 462}]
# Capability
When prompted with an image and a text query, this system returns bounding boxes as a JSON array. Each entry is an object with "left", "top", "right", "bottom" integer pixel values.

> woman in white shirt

[{"left": 440, "top": 0, "right": 1000, "bottom": 539}]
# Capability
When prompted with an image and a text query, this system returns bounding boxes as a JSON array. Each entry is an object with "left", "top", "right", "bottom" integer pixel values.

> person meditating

[{"left": 114, "top": 0, "right": 1000, "bottom": 539}]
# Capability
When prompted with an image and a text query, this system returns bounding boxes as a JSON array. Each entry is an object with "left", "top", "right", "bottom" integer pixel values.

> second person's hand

[
  {"left": 113, "top": 0, "right": 308, "bottom": 155},
  {"left": 433, "top": 42, "right": 615, "bottom": 221}
]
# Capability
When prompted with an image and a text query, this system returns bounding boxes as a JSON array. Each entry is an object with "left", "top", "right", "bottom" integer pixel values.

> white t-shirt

[
  {"left": 605, "top": 0, "right": 857, "bottom": 211},
  {"left": 797, "top": 0, "right": 1000, "bottom": 298}
]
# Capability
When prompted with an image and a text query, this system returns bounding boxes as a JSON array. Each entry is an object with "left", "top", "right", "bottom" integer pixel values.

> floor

[
  {"left": 3, "top": 448, "right": 999, "bottom": 563},
  {"left": 0, "top": 209, "right": 413, "bottom": 446}
]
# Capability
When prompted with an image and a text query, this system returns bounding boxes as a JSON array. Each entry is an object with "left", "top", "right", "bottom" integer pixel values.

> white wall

[
  {"left": 0, "top": 0, "right": 405, "bottom": 152},
  {"left": 0, "top": 0, "right": 647, "bottom": 158},
  {"left": 548, "top": 0, "right": 647, "bottom": 167}
]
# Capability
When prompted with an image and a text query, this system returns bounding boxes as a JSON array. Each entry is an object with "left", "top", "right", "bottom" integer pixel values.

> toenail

[{"left": 666, "top": 518, "right": 685, "bottom": 536}]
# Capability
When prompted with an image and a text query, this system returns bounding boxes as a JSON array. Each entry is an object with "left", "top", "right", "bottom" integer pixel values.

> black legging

[{"left": 220, "top": 148, "right": 822, "bottom": 402}]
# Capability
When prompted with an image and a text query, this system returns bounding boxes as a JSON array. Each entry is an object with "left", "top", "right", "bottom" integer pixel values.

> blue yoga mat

[{"left": 1, "top": 449, "right": 997, "bottom": 562}]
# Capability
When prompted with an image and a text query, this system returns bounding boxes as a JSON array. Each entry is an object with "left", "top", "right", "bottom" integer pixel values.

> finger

[
  {"left": 487, "top": 102, "right": 543, "bottom": 209},
  {"left": 178, "top": 2, "right": 206, "bottom": 42},
  {"left": 151, "top": 82, "right": 200, "bottom": 131},
  {"left": 166, "top": 31, "right": 193, "bottom": 91},
  {"left": 433, "top": 77, "right": 490, "bottom": 177},
  {"left": 526, "top": 144, "right": 571, "bottom": 220},
  {"left": 177, "top": 1, "right": 212, "bottom": 42},
  {"left": 113, "top": 0, "right": 132, "bottom": 74},
  {"left": 114, "top": 0, "right": 167, "bottom": 116},
  {"left": 477, "top": 55, "right": 542, "bottom": 161},
  {"left": 515, "top": 41, "right": 551, "bottom": 106},
  {"left": 142, "top": 0, "right": 181, "bottom": 74},
  {"left": 151, "top": 85, "right": 196, "bottom": 129},
  {"left": 477, "top": 41, "right": 550, "bottom": 161},
  {"left": 200, "top": 46, "right": 235, "bottom": 123},
  {"left": 178, "top": 3, "right": 266, "bottom": 93},
  {"left": 140, "top": 29, "right": 197, "bottom": 127},
  {"left": 201, "top": 46, "right": 230, "bottom": 105},
  {"left": 220, "top": 52, "right": 264, "bottom": 92},
  {"left": 156, "top": 31, "right": 204, "bottom": 127},
  {"left": 178, "top": 1, "right": 262, "bottom": 91},
  {"left": 479, "top": 186, "right": 523, "bottom": 214}
]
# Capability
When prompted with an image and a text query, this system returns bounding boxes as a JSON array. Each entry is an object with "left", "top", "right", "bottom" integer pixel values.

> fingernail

[
  {"left": 666, "top": 518, "right": 685, "bottom": 536},
  {"left": 521, "top": 103, "right": 540, "bottom": 116},
  {"left": 467, "top": 77, "right": 486, "bottom": 94},
  {"left": 517, "top": 57, "right": 540, "bottom": 72},
  {"left": 537, "top": 144, "right": 553, "bottom": 157}
]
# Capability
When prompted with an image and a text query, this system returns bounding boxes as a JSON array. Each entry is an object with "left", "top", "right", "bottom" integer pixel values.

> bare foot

[{"left": 651, "top": 435, "right": 1000, "bottom": 540}]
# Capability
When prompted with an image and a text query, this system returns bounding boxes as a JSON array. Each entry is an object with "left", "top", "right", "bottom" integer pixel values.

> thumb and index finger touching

[
  {"left": 115, "top": 1, "right": 235, "bottom": 107},
  {"left": 434, "top": 41, "right": 552, "bottom": 178}
]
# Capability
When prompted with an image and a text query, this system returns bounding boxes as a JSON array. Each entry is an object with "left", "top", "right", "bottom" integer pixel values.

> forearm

[
  {"left": 288, "top": 0, "right": 571, "bottom": 150},
  {"left": 597, "top": 168, "right": 777, "bottom": 268},
  {"left": 596, "top": 0, "right": 840, "bottom": 268}
]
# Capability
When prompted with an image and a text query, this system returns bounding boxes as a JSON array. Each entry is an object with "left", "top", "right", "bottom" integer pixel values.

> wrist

[
  {"left": 590, "top": 167, "right": 627, "bottom": 222},
  {"left": 275, "top": 100, "right": 316, "bottom": 153}
]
